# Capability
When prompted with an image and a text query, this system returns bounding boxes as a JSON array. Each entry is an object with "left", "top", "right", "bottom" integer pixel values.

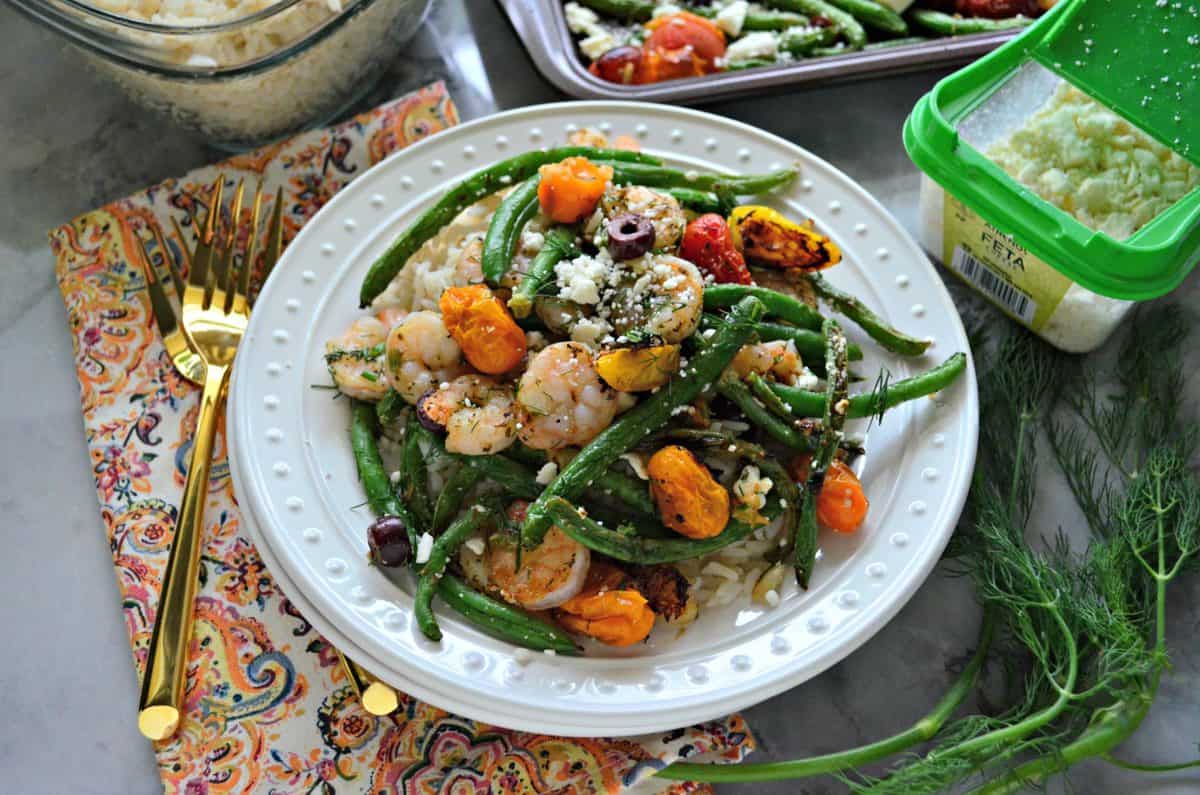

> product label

[{"left": 942, "top": 196, "right": 1071, "bottom": 331}]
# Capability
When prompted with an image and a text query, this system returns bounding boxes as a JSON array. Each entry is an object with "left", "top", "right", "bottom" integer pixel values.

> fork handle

[{"left": 137, "top": 363, "right": 230, "bottom": 741}]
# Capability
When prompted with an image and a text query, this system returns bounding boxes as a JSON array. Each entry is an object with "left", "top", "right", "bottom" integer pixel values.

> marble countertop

[{"left": 1, "top": 2, "right": 1196, "bottom": 793}]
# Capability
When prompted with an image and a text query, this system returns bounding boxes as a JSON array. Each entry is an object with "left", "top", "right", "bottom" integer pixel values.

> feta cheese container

[{"left": 903, "top": 0, "right": 1200, "bottom": 353}]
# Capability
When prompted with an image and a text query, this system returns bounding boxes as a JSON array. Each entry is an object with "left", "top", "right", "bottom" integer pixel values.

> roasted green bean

[
  {"left": 704, "top": 284, "right": 824, "bottom": 330},
  {"left": 770, "top": 352, "right": 967, "bottom": 418},
  {"left": 507, "top": 227, "right": 578, "bottom": 319},
  {"left": 435, "top": 572, "right": 579, "bottom": 654},
  {"left": 415, "top": 505, "right": 491, "bottom": 641},
  {"left": 908, "top": 8, "right": 1033, "bottom": 35},
  {"left": 810, "top": 273, "right": 931, "bottom": 356},
  {"left": 482, "top": 176, "right": 541, "bottom": 285}
]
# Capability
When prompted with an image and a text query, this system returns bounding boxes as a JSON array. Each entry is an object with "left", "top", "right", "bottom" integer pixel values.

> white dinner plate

[{"left": 227, "top": 101, "right": 978, "bottom": 736}]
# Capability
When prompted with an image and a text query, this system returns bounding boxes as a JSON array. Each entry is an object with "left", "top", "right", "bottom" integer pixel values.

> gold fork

[
  {"left": 137, "top": 178, "right": 397, "bottom": 738},
  {"left": 138, "top": 176, "right": 265, "bottom": 741}
]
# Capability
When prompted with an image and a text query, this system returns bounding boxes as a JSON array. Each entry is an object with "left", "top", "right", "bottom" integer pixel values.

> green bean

[
  {"left": 795, "top": 319, "right": 848, "bottom": 587},
  {"left": 780, "top": 25, "right": 839, "bottom": 57},
  {"left": 498, "top": 446, "right": 658, "bottom": 518},
  {"left": 686, "top": 4, "right": 810, "bottom": 29},
  {"left": 717, "top": 374, "right": 814, "bottom": 451},
  {"left": 863, "top": 35, "right": 929, "bottom": 49},
  {"left": 415, "top": 505, "right": 492, "bottom": 641},
  {"left": 351, "top": 401, "right": 418, "bottom": 547},
  {"left": 461, "top": 454, "right": 543, "bottom": 500},
  {"left": 435, "top": 572, "right": 579, "bottom": 654},
  {"left": 508, "top": 227, "right": 578, "bottom": 319},
  {"left": 603, "top": 162, "right": 797, "bottom": 197},
  {"left": 770, "top": 352, "right": 967, "bottom": 418},
  {"left": 907, "top": 8, "right": 1033, "bottom": 35},
  {"left": 764, "top": 0, "right": 867, "bottom": 48},
  {"left": 747, "top": 372, "right": 801, "bottom": 423},
  {"left": 359, "top": 147, "right": 658, "bottom": 305},
  {"left": 432, "top": 463, "right": 477, "bottom": 531},
  {"left": 588, "top": 504, "right": 675, "bottom": 539},
  {"left": 810, "top": 273, "right": 931, "bottom": 356},
  {"left": 704, "top": 284, "right": 824, "bottom": 331},
  {"left": 722, "top": 58, "right": 777, "bottom": 72},
  {"left": 402, "top": 413, "right": 434, "bottom": 531},
  {"left": 375, "top": 389, "right": 405, "bottom": 427},
  {"left": 546, "top": 496, "right": 783, "bottom": 564},
  {"left": 754, "top": 319, "right": 864, "bottom": 363},
  {"left": 574, "top": 0, "right": 655, "bottom": 21},
  {"left": 664, "top": 187, "right": 724, "bottom": 213},
  {"left": 521, "top": 296, "right": 766, "bottom": 547},
  {"left": 482, "top": 177, "right": 541, "bottom": 285},
  {"left": 826, "top": 0, "right": 907, "bottom": 35}
]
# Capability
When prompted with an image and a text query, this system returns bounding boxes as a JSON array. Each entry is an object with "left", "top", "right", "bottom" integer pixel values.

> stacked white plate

[{"left": 228, "top": 102, "right": 978, "bottom": 736}]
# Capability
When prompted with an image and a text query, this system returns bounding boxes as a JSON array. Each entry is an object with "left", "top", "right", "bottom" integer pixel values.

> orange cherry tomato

[
  {"left": 816, "top": 460, "right": 869, "bottom": 534},
  {"left": 557, "top": 586, "right": 655, "bottom": 647},
  {"left": 438, "top": 284, "right": 526, "bottom": 375},
  {"left": 644, "top": 12, "right": 726, "bottom": 72},
  {"left": 647, "top": 445, "right": 731, "bottom": 539},
  {"left": 536, "top": 157, "right": 613, "bottom": 223}
]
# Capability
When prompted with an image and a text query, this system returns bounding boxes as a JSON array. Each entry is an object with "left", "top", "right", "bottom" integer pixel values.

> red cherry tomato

[
  {"left": 589, "top": 45, "right": 644, "bottom": 84},
  {"left": 680, "top": 213, "right": 753, "bottom": 285}
]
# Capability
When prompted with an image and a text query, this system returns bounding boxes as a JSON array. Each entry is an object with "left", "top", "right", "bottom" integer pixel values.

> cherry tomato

[
  {"left": 589, "top": 45, "right": 643, "bottom": 84},
  {"left": 679, "top": 213, "right": 753, "bottom": 284},
  {"left": 644, "top": 12, "right": 726, "bottom": 66}
]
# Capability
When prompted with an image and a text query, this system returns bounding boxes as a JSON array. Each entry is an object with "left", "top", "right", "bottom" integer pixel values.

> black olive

[
  {"left": 367, "top": 515, "right": 411, "bottom": 567},
  {"left": 606, "top": 213, "right": 656, "bottom": 260},
  {"left": 415, "top": 389, "right": 447, "bottom": 433}
]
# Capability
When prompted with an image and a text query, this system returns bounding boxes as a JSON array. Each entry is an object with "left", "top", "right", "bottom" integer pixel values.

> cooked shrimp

[
  {"left": 607, "top": 254, "right": 704, "bottom": 344},
  {"left": 416, "top": 375, "right": 519, "bottom": 455},
  {"left": 601, "top": 185, "right": 686, "bottom": 249},
  {"left": 325, "top": 317, "right": 389, "bottom": 402},
  {"left": 486, "top": 526, "right": 591, "bottom": 610},
  {"left": 516, "top": 342, "right": 619, "bottom": 450},
  {"left": 384, "top": 310, "right": 469, "bottom": 404},
  {"left": 728, "top": 339, "right": 807, "bottom": 385},
  {"left": 452, "top": 233, "right": 485, "bottom": 286}
]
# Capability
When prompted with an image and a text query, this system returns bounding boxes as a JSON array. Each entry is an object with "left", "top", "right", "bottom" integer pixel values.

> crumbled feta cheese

[
  {"left": 389, "top": 470, "right": 402, "bottom": 485},
  {"left": 651, "top": 3, "right": 683, "bottom": 17},
  {"left": 464, "top": 535, "right": 486, "bottom": 556},
  {"left": 733, "top": 465, "right": 774, "bottom": 511},
  {"left": 513, "top": 648, "right": 534, "bottom": 665},
  {"left": 570, "top": 317, "right": 614, "bottom": 345},
  {"left": 764, "top": 589, "right": 780, "bottom": 607},
  {"left": 556, "top": 251, "right": 611, "bottom": 305},
  {"left": 579, "top": 31, "right": 618, "bottom": 61},
  {"left": 564, "top": 1, "right": 601, "bottom": 34},
  {"left": 715, "top": 0, "right": 748, "bottom": 37},
  {"left": 415, "top": 532, "right": 434, "bottom": 564},
  {"left": 544, "top": 648, "right": 557, "bottom": 656},
  {"left": 525, "top": 330, "right": 548, "bottom": 351},
  {"left": 723, "top": 31, "right": 778, "bottom": 64},
  {"left": 536, "top": 461, "right": 560, "bottom": 485},
  {"left": 792, "top": 370, "right": 820, "bottom": 392},
  {"left": 520, "top": 229, "right": 545, "bottom": 255}
]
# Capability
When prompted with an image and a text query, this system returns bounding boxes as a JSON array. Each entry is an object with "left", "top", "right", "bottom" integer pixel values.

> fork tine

[
  {"left": 148, "top": 222, "right": 184, "bottom": 307},
  {"left": 191, "top": 175, "right": 224, "bottom": 297},
  {"left": 167, "top": 216, "right": 192, "bottom": 295},
  {"left": 138, "top": 234, "right": 180, "bottom": 345},
  {"left": 257, "top": 187, "right": 285, "bottom": 295},
  {"left": 236, "top": 183, "right": 265, "bottom": 313},
  {"left": 216, "top": 179, "right": 245, "bottom": 313}
]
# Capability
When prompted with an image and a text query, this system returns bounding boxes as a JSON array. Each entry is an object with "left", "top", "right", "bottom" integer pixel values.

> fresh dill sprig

[{"left": 659, "top": 302, "right": 1200, "bottom": 792}]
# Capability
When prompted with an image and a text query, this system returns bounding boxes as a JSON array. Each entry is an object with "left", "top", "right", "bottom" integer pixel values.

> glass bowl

[{"left": 9, "top": 0, "right": 433, "bottom": 149}]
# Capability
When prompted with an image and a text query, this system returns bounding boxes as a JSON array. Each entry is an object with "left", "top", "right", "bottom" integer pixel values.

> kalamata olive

[
  {"left": 367, "top": 515, "right": 411, "bottom": 567},
  {"left": 415, "top": 389, "right": 446, "bottom": 433},
  {"left": 589, "top": 45, "right": 644, "bottom": 85},
  {"left": 607, "top": 213, "right": 656, "bottom": 260}
]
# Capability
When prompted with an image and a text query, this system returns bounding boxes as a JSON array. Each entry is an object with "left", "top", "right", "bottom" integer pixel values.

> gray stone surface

[{"left": 0, "top": 1, "right": 1196, "bottom": 793}]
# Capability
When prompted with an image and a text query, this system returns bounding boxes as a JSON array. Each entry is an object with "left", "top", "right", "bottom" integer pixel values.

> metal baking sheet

[{"left": 498, "top": 0, "right": 1021, "bottom": 102}]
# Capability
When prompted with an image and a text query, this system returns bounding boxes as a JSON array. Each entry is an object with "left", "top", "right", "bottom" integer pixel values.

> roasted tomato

[
  {"left": 537, "top": 157, "right": 613, "bottom": 223},
  {"left": 815, "top": 460, "right": 869, "bottom": 534},
  {"left": 556, "top": 561, "right": 656, "bottom": 646},
  {"left": 679, "top": 213, "right": 753, "bottom": 284},
  {"left": 640, "top": 12, "right": 726, "bottom": 82},
  {"left": 728, "top": 205, "right": 842, "bottom": 271},
  {"left": 438, "top": 284, "right": 526, "bottom": 374},
  {"left": 588, "top": 45, "right": 644, "bottom": 84},
  {"left": 647, "top": 445, "right": 731, "bottom": 539}
]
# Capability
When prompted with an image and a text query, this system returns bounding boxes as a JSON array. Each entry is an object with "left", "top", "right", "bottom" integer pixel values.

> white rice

[{"left": 75, "top": 0, "right": 430, "bottom": 145}]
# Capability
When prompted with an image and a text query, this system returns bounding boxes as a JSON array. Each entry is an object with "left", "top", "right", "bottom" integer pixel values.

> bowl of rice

[{"left": 12, "top": 0, "right": 433, "bottom": 149}]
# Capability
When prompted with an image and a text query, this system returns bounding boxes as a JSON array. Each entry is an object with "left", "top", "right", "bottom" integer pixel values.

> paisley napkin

[{"left": 49, "top": 81, "right": 753, "bottom": 795}]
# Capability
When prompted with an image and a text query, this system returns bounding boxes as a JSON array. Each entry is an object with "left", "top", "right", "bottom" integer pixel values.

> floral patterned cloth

[{"left": 49, "top": 82, "right": 754, "bottom": 795}]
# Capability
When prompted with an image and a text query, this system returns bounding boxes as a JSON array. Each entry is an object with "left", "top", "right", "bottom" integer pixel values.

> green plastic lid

[{"left": 903, "top": 0, "right": 1200, "bottom": 301}]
